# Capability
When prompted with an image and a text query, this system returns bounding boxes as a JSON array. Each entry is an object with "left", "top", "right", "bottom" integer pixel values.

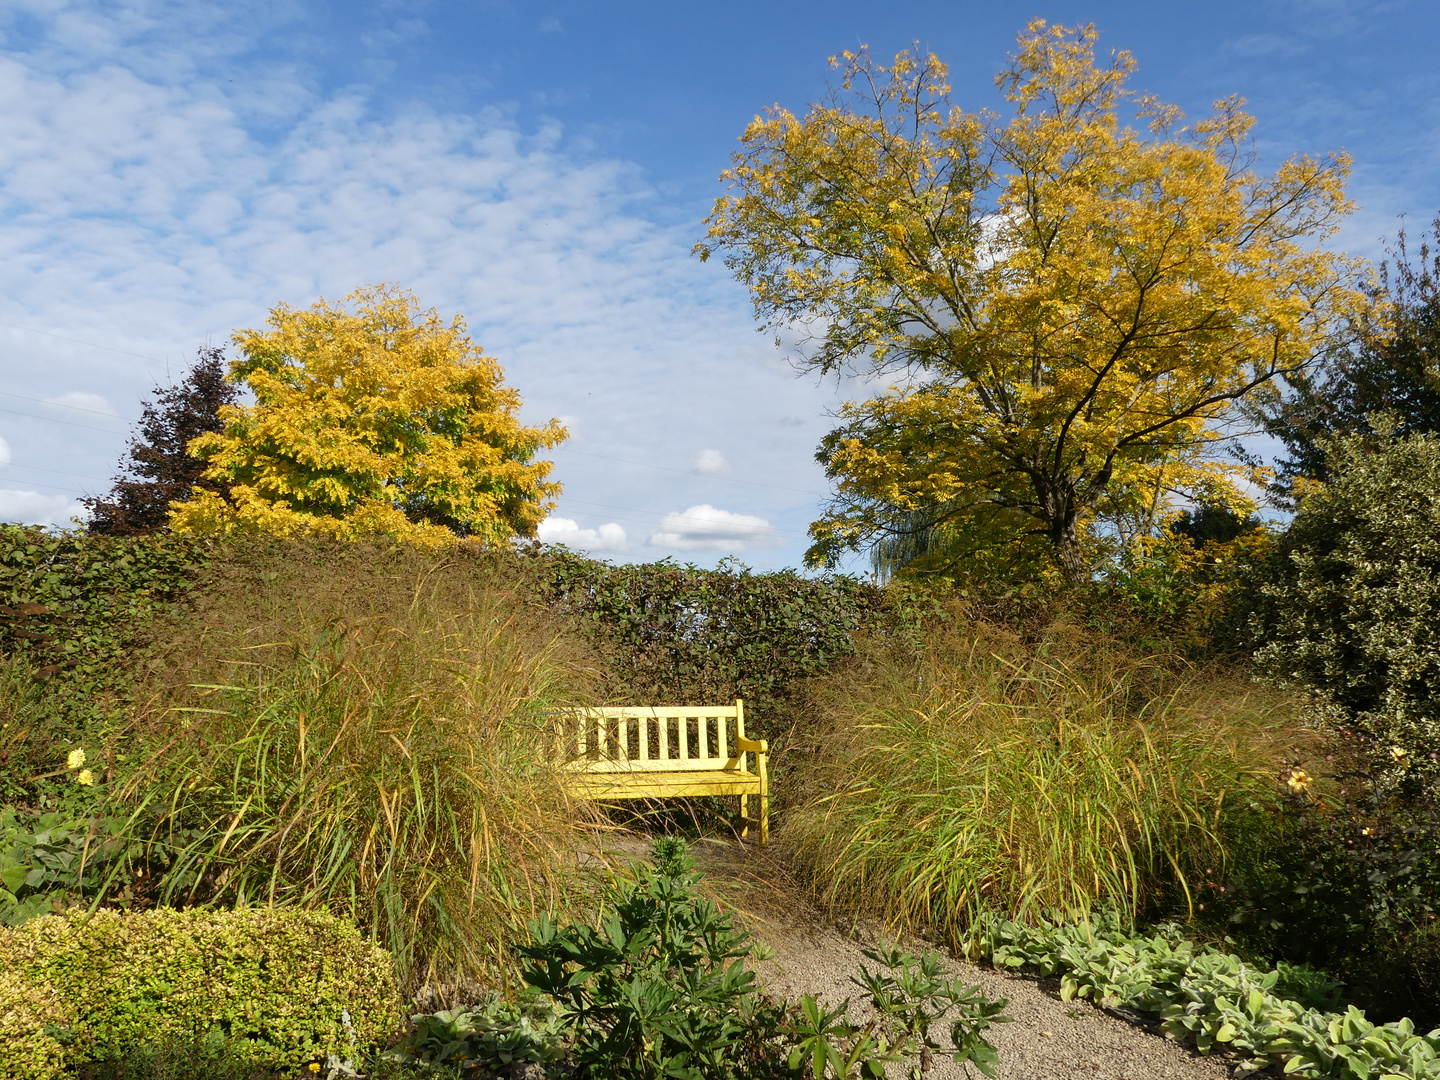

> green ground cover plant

[
  {"left": 0, "top": 906, "right": 399, "bottom": 1079},
  {"left": 970, "top": 911, "right": 1440, "bottom": 1079},
  {"left": 781, "top": 604, "right": 1310, "bottom": 942}
]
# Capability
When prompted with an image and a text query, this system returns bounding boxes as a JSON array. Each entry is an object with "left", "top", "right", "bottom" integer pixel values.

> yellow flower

[
  {"left": 1287, "top": 770, "right": 1313, "bottom": 794},
  {"left": 308, "top": 1065, "right": 321, "bottom": 1074},
  {"left": 1390, "top": 746, "right": 1409, "bottom": 763},
  {"left": 67, "top": 748, "right": 86, "bottom": 770},
  {"left": 1362, "top": 827, "right": 1376, "bottom": 837},
  {"left": 76, "top": 769, "right": 95, "bottom": 786}
]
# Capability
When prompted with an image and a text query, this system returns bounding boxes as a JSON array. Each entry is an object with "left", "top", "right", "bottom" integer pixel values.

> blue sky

[{"left": 1, "top": 0, "right": 1437, "bottom": 568}]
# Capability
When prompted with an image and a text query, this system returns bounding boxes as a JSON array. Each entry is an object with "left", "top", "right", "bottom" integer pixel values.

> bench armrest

[{"left": 735, "top": 736, "right": 768, "bottom": 755}]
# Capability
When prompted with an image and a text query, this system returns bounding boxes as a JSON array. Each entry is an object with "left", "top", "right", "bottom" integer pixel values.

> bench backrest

[{"left": 553, "top": 701, "right": 749, "bottom": 774}]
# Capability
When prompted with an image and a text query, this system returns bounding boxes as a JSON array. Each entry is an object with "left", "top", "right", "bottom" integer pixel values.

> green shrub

[
  {"left": 1244, "top": 432, "right": 1440, "bottom": 791},
  {"left": 0, "top": 906, "right": 399, "bottom": 1076},
  {"left": 546, "top": 552, "right": 885, "bottom": 731},
  {"left": 970, "top": 911, "right": 1440, "bottom": 1079},
  {"left": 1203, "top": 787, "right": 1440, "bottom": 1027},
  {"left": 782, "top": 610, "right": 1307, "bottom": 940},
  {"left": 0, "top": 967, "right": 67, "bottom": 1080},
  {"left": 392, "top": 840, "right": 1012, "bottom": 1080}
]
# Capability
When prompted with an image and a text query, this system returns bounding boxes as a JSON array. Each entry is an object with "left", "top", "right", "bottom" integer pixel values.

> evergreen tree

[{"left": 1261, "top": 214, "right": 1440, "bottom": 505}]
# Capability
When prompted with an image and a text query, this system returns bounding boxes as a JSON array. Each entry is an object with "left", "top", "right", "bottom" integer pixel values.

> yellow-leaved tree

[
  {"left": 699, "top": 21, "right": 1365, "bottom": 584},
  {"left": 169, "top": 286, "right": 565, "bottom": 546}
]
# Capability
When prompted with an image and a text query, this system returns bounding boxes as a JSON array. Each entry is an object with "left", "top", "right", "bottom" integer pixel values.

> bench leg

[
  {"left": 759, "top": 789, "right": 768, "bottom": 847},
  {"left": 737, "top": 794, "right": 749, "bottom": 839}
]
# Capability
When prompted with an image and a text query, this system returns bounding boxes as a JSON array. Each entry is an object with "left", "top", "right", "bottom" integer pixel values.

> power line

[
  {"left": 0, "top": 406, "right": 129, "bottom": 435},
  {"left": 0, "top": 390, "right": 832, "bottom": 506},
  {"left": 551, "top": 446, "right": 826, "bottom": 497},
  {"left": 0, "top": 390, "right": 138, "bottom": 423},
  {"left": 0, "top": 474, "right": 88, "bottom": 497},
  {"left": 0, "top": 319, "right": 168, "bottom": 363},
  {"left": 0, "top": 461, "right": 110, "bottom": 483}
]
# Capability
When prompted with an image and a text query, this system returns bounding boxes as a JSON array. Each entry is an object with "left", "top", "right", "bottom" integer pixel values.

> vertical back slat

[
  {"left": 717, "top": 709, "right": 728, "bottom": 763},
  {"left": 639, "top": 714, "right": 649, "bottom": 761},
  {"left": 679, "top": 716, "right": 689, "bottom": 760}
]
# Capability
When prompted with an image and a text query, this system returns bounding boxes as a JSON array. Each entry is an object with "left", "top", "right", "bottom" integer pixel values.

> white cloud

[
  {"left": 647, "top": 504, "right": 784, "bottom": 552},
  {"left": 538, "top": 516, "right": 627, "bottom": 551},
  {"left": 43, "top": 391, "right": 118, "bottom": 417},
  {"left": 691, "top": 449, "right": 730, "bottom": 476},
  {"left": 0, "top": 435, "right": 10, "bottom": 466},
  {"left": 0, "top": 0, "right": 847, "bottom": 562},
  {"left": 0, "top": 489, "right": 83, "bottom": 527}
]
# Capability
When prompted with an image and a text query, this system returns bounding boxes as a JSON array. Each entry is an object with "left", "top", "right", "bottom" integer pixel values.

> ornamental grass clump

[
  {"left": 111, "top": 543, "right": 601, "bottom": 995},
  {"left": 782, "top": 613, "right": 1309, "bottom": 942}
]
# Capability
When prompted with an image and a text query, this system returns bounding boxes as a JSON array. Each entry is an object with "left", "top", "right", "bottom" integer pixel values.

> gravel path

[
  {"left": 669, "top": 836, "right": 1233, "bottom": 1080},
  {"left": 758, "top": 918, "right": 1228, "bottom": 1080}
]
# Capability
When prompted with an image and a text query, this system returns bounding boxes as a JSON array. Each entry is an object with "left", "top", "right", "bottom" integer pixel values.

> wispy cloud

[{"left": 0, "top": 0, "right": 843, "bottom": 564}]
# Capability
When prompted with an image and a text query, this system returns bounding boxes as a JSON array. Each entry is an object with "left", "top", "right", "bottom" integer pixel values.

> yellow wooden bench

[{"left": 554, "top": 700, "right": 769, "bottom": 846}]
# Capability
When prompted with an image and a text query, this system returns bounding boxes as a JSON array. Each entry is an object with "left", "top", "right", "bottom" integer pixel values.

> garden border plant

[{"left": 969, "top": 910, "right": 1440, "bottom": 1079}]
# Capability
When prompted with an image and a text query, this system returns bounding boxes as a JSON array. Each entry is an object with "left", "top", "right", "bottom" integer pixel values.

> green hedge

[
  {"left": 545, "top": 551, "right": 885, "bottom": 727},
  {"left": 0, "top": 907, "right": 400, "bottom": 1077}
]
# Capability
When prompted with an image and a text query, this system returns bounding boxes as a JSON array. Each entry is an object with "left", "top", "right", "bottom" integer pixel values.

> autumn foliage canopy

[
  {"left": 169, "top": 286, "right": 565, "bottom": 546},
  {"left": 701, "top": 21, "right": 1364, "bottom": 582}
]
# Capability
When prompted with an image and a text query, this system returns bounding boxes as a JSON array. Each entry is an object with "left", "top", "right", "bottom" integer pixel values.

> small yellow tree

[
  {"left": 170, "top": 286, "right": 565, "bottom": 546},
  {"left": 699, "top": 21, "right": 1365, "bottom": 583}
]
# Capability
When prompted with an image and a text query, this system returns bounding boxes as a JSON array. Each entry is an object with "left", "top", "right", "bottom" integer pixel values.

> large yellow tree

[
  {"left": 699, "top": 21, "right": 1365, "bottom": 583},
  {"left": 169, "top": 286, "right": 565, "bottom": 546}
]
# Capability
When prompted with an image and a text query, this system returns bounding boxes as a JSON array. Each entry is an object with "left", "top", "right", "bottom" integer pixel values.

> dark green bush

[
  {"left": 0, "top": 906, "right": 400, "bottom": 1076},
  {"left": 1203, "top": 785, "right": 1440, "bottom": 1027},
  {"left": 1244, "top": 432, "right": 1440, "bottom": 791}
]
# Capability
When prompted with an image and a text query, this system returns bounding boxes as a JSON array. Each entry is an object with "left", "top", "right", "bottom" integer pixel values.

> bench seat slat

[{"left": 569, "top": 771, "right": 763, "bottom": 798}]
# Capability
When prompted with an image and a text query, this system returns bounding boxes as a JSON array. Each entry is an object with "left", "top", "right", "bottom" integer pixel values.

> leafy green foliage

[
  {"left": 546, "top": 552, "right": 884, "bottom": 729},
  {"left": 0, "top": 805, "right": 136, "bottom": 924},
  {"left": 1205, "top": 788, "right": 1440, "bottom": 1027},
  {"left": 1243, "top": 432, "right": 1440, "bottom": 791},
  {"left": 384, "top": 991, "right": 569, "bottom": 1075},
  {"left": 0, "top": 906, "right": 400, "bottom": 1075},
  {"left": 809, "top": 941, "right": 1010, "bottom": 1080},
  {"left": 505, "top": 839, "right": 1011, "bottom": 1080},
  {"left": 1259, "top": 213, "right": 1440, "bottom": 505},
  {"left": 519, "top": 839, "right": 776, "bottom": 1079},
  {"left": 972, "top": 911, "right": 1440, "bottom": 1079}
]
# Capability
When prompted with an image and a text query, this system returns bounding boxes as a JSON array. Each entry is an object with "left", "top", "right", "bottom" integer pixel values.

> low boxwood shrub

[
  {"left": 969, "top": 911, "right": 1440, "bottom": 1079},
  {"left": 0, "top": 906, "right": 400, "bottom": 1077}
]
